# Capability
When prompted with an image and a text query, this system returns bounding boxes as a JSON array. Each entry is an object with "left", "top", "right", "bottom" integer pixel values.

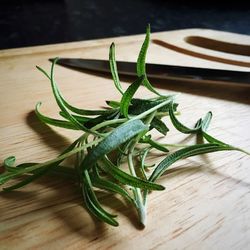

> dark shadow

[
  {"left": 160, "top": 163, "right": 250, "bottom": 189},
  {"left": 54, "top": 202, "right": 107, "bottom": 238},
  {"left": 0, "top": 173, "right": 141, "bottom": 236},
  {"left": 2, "top": 158, "right": 249, "bottom": 236},
  {"left": 0, "top": 175, "right": 107, "bottom": 238},
  {"left": 54, "top": 190, "right": 108, "bottom": 238},
  {"left": 150, "top": 77, "right": 250, "bottom": 105},
  {"left": 95, "top": 190, "right": 144, "bottom": 230},
  {"left": 17, "top": 112, "right": 110, "bottom": 237},
  {"left": 26, "top": 110, "right": 72, "bottom": 152},
  {"left": 0, "top": 189, "right": 39, "bottom": 201}
]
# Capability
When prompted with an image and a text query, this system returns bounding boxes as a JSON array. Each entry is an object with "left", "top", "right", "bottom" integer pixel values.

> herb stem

[
  {"left": 0, "top": 137, "right": 103, "bottom": 184},
  {"left": 162, "top": 143, "right": 189, "bottom": 148},
  {"left": 232, "top": 147, "right": 250, "bottom": 156},
  {"left": 127, "top": 110, "right": 157, "bottom": 226},
  {"left": 91, "top": 118, "right": 127, "bottom": 131},
  {"left": 127, "top": 148, "right": 146, "bottom": 226},
  {"left": 156, "top": 111, "right": 181, "bottom": 117}
]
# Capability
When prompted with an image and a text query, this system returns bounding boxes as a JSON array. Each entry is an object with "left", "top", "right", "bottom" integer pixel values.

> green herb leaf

[
  {"left": 36, "top": 102, "right": 80, "bottom": 130},
  {"left": 91, "top": 165, "right": 135, "bottom": 204},
  {"left": 84, "top": 110, "right": 120, "bottom": 129},
  {"left": 3, "top": 167, "right": 47, "bottom": 191},
  {"left": 0, "top": 137, "right": 102, "bottom": 185},
  {"left": 37, "top": 64, "right": 109, "bottom": 116},
  {"left": 83, "top": 170, "right": 117, "bottom": 216},
  {"left": 109, "top": 43, "right": 123, "bottom": 95},
  {"left": 149, "top": 143, "right": 236, "bottom": 182},
  {"left": 3, "top": 156, "right": 16, "bottom": 172},
  {"left": 128, "top": 98, "right": 177, "bottom": 115},
  {"left": 150, "top": 117, "right": 169, "bottom": 135},
  {"left": 3, "top": 139, "right": 79, "bottom": 191},
  {"left": 141, "top": 135, "right": 169, "bottom": 153},
  {"left": 200, "top": 112, "right": 228, "bottom": 145},
  {"left": 201, "top": 111, "right": 213, "bottom": 132},
  {"left": 137, "top": 24, "right": 161, "bottom": 96},
  {"left": 81, "top": 119, "right": 148, "bottom": 171},
  {"left": 120, "top": 76, "right": 144, "bottom": 118},
  {"left": 106, "top": 100, "right": 120, "bottom": 109},
  {"left": 37, "top": 62, "right": 105, "bottom": 135},
  {"left": 100, "top": 156, "right": 165, "bottom": 191},
  {"left": 82, "top": 171, "right": 119, "bottom": 226},
  {"left": 169, "top": 101, "right": 202, "bottom": 134},
  {"left": 59, "top": 111, "right": 91, "bottom": 123},
  {"left": 202, "top": 132, "right": 227, "bottom": 145}
]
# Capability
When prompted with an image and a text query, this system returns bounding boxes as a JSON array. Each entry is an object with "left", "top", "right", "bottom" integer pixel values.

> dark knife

[{"left": 51, "top": 58, "right": 250, "bottom": 84}]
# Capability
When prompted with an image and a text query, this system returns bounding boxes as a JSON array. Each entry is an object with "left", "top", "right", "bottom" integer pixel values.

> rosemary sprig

[{"left": 1, "top": 25, "right": 249, "bottom": 228}]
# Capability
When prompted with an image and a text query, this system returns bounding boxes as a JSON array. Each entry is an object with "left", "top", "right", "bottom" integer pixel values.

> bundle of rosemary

[{"left": 1, "top": 26, "right": 249, "bottom": 227}]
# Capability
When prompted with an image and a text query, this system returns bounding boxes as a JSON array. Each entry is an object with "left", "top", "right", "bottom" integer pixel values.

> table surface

[{"left": 0, "top": 29, "right": 250, "bottom": 249}]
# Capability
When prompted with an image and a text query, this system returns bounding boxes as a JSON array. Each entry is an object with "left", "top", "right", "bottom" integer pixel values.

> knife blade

[{"left": 51, "top": 58, "right": 250, "bottom": 84}]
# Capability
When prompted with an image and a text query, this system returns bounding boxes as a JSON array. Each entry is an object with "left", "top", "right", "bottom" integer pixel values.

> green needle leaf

[
  {"left": 100, "top": 157, "right": 165, "bottom": 191},
  {"left": 200, "top": 112, "right": 229, "bottom": 145},
  {"left": 202, "top": 132, "right": 228, "bottom": 145},
  {"left": 150, "top": 117, "right": 169, "bottom": 135},
  {"left": 128, "top": 97, "right": 175, "bottom": 116},
  {"left": 109, "top": 43, "right": 123, "bottom": 95},
  {"left": 82, "top": 185, "right": 119, "bottom": 226},
  {"left": 60, "top": 94, "right": 112, "bottom": 116},
  {"left": 106, "top": 100, "right": 120, "bottom": 109},
  {"left": 3, "top": 166, "right": 46, "bottom": 191},
  {"left": 36, "top": 102, "right": 80, "bottom": 130},
  {"left": 169, "top": 101, "right": 202, "bottom": 134},
  {"left": 137, "top": 24, "right": 161, "bottom": 96},
  {"left": 3, "top": 156, "right": 16, "bottom": 172},
  {"left": 82, "top": 170, "right": 118, "bottom": 226},
  {"left": 0, "top": 137, "right": 102, "bottom": 185},
  {"left": 201, "top": 111, "right": 213, "bottom": 132},
  {"left": 37, "top": 63, "right": 109, "bottom": 116},
  {"left": 91, "top": 165, "right": 135, "bottom": 204},
  {"left": 141, "top": 135, "right": 169, "bottom": 153},
  {"left": 37, "top": 62, "right": 104, "bottom": 136},
  {"left": 3, "top": 139, "right": 79, "bottom": 191},
  {"left": 149, "top": 143, "right": 236, "bottom": 182},
  {"left": 81, "top": 119, "right": 148, "bottom": 171},
  {"left": 84, "top": 110, "right": 120, "bottom": 129},
  {"left": 120, "top": 76, "right": 144, "bottom": 118},
  {"left": 59, "top": 111, "right": 91, "bottom": 123},
  {"left": 83, "top": 171, "right": 117, "bottom": 216}
]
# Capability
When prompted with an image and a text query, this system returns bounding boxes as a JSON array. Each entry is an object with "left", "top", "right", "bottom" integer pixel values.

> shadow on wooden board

[{"left": 151, "top": 77, "right": 250, "bottom": 105}]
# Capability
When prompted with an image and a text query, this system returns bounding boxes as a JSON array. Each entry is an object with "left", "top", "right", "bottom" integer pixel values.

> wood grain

[{"left": 0, "top": 29, "right": 250, "bottom": 250}]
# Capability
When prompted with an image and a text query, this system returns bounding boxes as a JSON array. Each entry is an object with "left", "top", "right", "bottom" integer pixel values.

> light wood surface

[{"left": 0, "top": 29, "right": 250, "bottom": 250}]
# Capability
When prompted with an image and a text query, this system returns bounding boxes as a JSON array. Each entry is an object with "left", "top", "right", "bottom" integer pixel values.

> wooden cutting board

[{"left": 0, "top": 29, "right": 250, "bottom": 250}]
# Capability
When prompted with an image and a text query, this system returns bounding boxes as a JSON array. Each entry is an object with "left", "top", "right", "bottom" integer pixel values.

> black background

[{"left": 1, "top": 0, "right": 250, "bottom": 49}]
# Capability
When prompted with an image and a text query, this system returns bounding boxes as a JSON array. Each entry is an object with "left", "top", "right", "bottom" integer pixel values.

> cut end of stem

[{"left": 138, "top": 205, "right": 147, "bottom": 228}]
